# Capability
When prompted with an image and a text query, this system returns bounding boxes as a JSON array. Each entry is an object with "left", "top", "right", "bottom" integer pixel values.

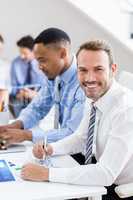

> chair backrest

[
  {"left": 115, "top": 183, "right": 133, "bottom": 198},
  {"left": 118, "top": 70, "right": 133, "bottom": 91}
]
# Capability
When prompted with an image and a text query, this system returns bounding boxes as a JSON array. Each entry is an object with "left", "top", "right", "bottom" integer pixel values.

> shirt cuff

[
  {"left": 51, "top": 143, "right": 62, "bottom": 155},
  {"left": 31, "top": 126, "right": 45, "bottom": 143},
  {"left": 17, "top": 116, "right": 28, "bottom": 129}
]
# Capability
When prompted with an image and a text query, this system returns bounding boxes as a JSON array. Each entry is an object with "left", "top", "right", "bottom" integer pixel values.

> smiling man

[
  {"left": 77, "top": 43, "right": 115, "bottom": 101},
  {"left": 22, "top": 40, "right": 133, "bottom": 200}
]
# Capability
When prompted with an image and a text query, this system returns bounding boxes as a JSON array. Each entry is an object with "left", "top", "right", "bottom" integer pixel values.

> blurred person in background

[
  {"left": 9, "top": 35, "right": 46, "bottom": 118},
  {"left": 0, "top": 34, "right": 10, "bottom": 112}
]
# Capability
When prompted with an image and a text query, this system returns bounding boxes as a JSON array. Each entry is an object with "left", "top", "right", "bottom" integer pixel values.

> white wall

[
  {"left": 69, "top": 0, "right": 131, "bottom": 40},
  {"left": 0, "top": 0, "right": 133, "bottom": 75},
  {"left": 1, "top": 0, "right": 76, "bottom": 60}
]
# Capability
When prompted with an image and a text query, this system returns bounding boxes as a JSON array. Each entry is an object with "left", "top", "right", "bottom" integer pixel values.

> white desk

[{"left": 0, "top": 142, "right": 106, "bottom": 200}]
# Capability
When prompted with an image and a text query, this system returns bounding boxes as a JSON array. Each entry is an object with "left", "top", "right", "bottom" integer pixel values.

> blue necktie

[
  {"left": 85, "top": 105, "right": 96, "bottom": 164},
  {"left": 54, "top": 77, "right": 61, "bottom": 129},
  {"left": 25, "top": 62, "right": 32, "bottom": 84}
]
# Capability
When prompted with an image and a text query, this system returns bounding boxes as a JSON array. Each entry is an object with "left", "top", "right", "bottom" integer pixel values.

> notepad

[
  {"left": 0, "top": 144, "right": 26, "bottom": 154},
  {"left": 0, "top": 160, "right": 15, "bottom": 182}
]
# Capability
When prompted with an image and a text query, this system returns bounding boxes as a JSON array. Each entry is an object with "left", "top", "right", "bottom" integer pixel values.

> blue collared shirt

[
  {"left": 10, "top": 56, "right": 46, "bottom": 95},
  {"left": 18, "top": 56, "right": 85, "bottom": 143}
]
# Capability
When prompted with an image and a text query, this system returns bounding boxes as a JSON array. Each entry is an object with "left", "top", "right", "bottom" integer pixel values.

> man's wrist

[
  {"left": 23, "top": 130, "right": 32, "bottom": 141},
  {"left": 43, "top": 168, "right": 49, "bottom": 181},
  {"left": 11, "top": 120, "right": 24, "bottom": 129}
]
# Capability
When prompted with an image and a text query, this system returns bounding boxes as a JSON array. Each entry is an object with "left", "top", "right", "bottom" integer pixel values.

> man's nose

[
  {"left": 39, "top": 64, "right": 45, "bottom": 70},
  {"left": 39, "top": 65, "right": 43, "bottom": 70},
  {"left": 85, "top": 71, "right": 96, "bottom": 82}
]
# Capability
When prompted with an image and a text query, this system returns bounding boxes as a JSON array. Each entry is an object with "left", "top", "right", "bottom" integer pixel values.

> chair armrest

[{"left": 115, "top": 183, "right": 133, "bottom": 198}]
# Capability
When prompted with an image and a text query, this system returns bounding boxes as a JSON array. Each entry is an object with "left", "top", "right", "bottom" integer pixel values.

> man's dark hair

[
  {"left": 17, "top": 35, "right": 34, "bottom": 50},
  {"left": 34, "top": 28, "right": 71, "bottom": 46},
  {"left": 0, "top": 34, "right": 4, "bottom": 43}
]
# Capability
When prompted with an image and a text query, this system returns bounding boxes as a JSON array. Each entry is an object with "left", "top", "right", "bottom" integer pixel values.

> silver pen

[
  {"left": 38, "top": 136, "right": 47, "bottom": 165},
  {"left": 43, "top": 135, "right": 47, "bottom": 161},
  {"left": 43, "top": 135, "right": 52, "bottom": 167},
  {"left": 39, "top": 136, "right": 52, "bottom": 166}
]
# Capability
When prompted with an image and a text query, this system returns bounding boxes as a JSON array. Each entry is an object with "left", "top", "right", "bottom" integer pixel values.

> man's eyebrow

[
  {"left": 37, "top": 56, "right": 45, "bottom": 60},
  {"left": 77, "top": 65, "right": 86, "bottom": 67},
  {"left": 78, "top": 65, "right": 104, "bottom": 68}
]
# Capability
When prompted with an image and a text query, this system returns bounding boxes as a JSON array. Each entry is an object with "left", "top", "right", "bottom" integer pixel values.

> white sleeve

[{"left": 49, "top": 109, "right": 133, "bottom": 186}]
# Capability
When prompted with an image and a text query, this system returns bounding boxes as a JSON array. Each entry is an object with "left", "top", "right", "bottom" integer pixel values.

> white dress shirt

[{"left": 49, "top": 80, "right": 133, "bottom": 186}]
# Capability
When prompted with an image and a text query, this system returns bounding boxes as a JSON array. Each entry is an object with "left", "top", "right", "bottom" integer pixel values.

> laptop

[{"left": 0, "top": 144, "right": 26, "bottom": 154}]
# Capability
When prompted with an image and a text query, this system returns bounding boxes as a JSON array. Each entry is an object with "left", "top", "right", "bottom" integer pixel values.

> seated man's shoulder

[
  {"left": 12, "top": 56, "right": 26, "bottom": 66},
  {"left": 111, "top": 86, "right": 133, "bottom": 116},
  {"left": 12, "top": 56, "right": 21, "bottom": 63}
]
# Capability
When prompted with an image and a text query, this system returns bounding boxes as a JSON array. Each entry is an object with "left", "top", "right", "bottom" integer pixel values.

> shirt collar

[
  {"left": 30, "top": 58, "right": 38, "bottom": 66},
  {"left": 59, "top": 55, "right": 77, "bottom": 84}
]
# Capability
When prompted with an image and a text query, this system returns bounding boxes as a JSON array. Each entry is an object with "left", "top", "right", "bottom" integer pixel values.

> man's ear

[
  {"left": 111, "top": 63, "right": 117, "bottom": 74},
  {"left": 60, "top": 48, "right": 67, "bottom": 59}
]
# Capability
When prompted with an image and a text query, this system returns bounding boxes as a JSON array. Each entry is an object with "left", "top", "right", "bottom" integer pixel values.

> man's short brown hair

[{"left": 76, "top": 39, "right": 114, "bottom": 67}]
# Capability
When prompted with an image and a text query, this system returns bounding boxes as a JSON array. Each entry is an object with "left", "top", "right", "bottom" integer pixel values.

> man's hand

[
  {"left": 0, "top": 120, "right": 23, "bottom": 134},
  {"left": 0, "top": 129, "right": 32, "bottom": 148},
  {"left": 0, "top": 124, "right": 11, "bottom": 133},
  {"left": 21, "top": 163, "right": 49, "bottom": 181},
  {"left": 33, "top": 142, "right": 53, "bottom": 159},
  {"left": 22, "top": 88, "right": 37, "bottom": 100},
  {"left": 16, "top": 89, "right": 25, "bottom": 101},
  {"left": 16, "top": 88, "right": 37, "bottom": 101}
]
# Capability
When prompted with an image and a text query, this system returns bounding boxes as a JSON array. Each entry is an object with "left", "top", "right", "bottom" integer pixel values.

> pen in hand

[
  {"left": 42, "top": 135, "right": 52, "bottom": 167},
  {"left": 43, "top": 135, "right": 47, "bottom": 161},
  {"left": 39, "top": 136, "right": 48, "bottom": 165}
]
